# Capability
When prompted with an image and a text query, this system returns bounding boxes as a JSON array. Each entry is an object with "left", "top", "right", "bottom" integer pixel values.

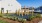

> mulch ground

[
  {"left": 0, "top": 17, "right": 42, "bottom": 23},
  {"left": 0, "top": 17, "right": 20, "bottom": 23},
  {"left": 26, "top": 18, "right": 42, "bottom": 23}
]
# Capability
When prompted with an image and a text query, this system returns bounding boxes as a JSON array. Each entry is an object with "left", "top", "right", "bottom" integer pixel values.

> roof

[
  {"left": 21, "top": 8, "right": 29, "bottom": 9},
  {"left": 21, "top": 8, "right": 34, "bottom": 10}
]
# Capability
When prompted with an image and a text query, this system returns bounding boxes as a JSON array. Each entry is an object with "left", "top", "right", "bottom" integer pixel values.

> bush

[
  {"left": 0, "top": 14, "right": 2, "bottom": 17},
  {"left": 36, "top": 14, "right": 41, "bottom": 18},
  {"left": 7, "top": 16, "right": 12, "bottom": 19},
  {"left": 2, "top": 16, "right": 7, "bottom": 19},
  {"left": 28, "top": 15, "right": 35, "bottom": 21},
  {"left": 7, "top": 14, "right": 10, "bottom": 16},
  {"left": 18, "top": 18, "right": 23, "bottom": 22},
  {"left": 12, "top": 16, "right": 18, "bottom": 21},
  {"left": 18, "top": 18, "right": 26, "bottom": 23},
  {"left": 21, "top": 19, "right": 26, "bottom": 23},
  {"left": 0, "top": 14, "right": 3, "bottom": 17}
]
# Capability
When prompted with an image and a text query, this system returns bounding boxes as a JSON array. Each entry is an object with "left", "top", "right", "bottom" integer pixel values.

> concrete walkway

[
  {"left": 38, "top": 20, "right": 42, "bottom": 23},
  {"left": 41, "top": 14, "right": 42, "bottom": 17}
]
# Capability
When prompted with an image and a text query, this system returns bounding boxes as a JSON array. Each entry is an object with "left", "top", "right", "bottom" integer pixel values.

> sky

[{"left": 17, "top": 0, "right": 42, "bottom": 8}]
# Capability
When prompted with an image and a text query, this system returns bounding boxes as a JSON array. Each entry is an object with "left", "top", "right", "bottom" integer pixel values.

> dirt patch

[
  {"left": 26, "top": 18, "right": 42, "bottom": 23},
  {"left": 0, "top": 17, "right": 20, "bottom": 23},
  {"left": 0, "top": 17, "right": 42, "bottom": 23}
]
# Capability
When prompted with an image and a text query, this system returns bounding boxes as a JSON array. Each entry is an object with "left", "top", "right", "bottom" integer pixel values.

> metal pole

[
  {"left": 28, "top": 8, "right": 29, "bottom": 15},
  {"left": 19, "top": 9, "right": 20, "bottom": 16},
  {"left": 32, "top": 7, "right": 34, "bottom": 16}
]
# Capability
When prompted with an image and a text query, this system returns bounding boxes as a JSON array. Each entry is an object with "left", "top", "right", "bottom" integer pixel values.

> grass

[{"left": 0, "top": 20, "right": 9, "bottom": 23}]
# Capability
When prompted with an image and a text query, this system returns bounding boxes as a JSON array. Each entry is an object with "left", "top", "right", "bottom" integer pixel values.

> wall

[{"left": 0, "top": 0, "right": 21, "bottom": 13}]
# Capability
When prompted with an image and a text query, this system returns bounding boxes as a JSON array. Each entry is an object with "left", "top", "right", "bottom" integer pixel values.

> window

[
  {"left": 1, "top": 8, "right": 4, "bottom": 13},
  {"left": 8, "top": 4, "right": 10, "bottom": 6},
  {"left": 1, "top": 8, "right": 4, "bottom": 10},
  {"left": 8, "top": 4, "right": 13, "bottom": 6}
]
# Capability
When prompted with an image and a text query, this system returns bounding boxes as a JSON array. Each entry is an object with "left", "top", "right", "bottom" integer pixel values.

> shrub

[
  {"left": 18, "top": 18, "right": 23, "bottom": 22},
  {"left": 7, "top": 14, "right": 10, "bottom": 16},
  {"left": 28, "top": 15, "right": 35, "bottom": 21},
  {"left": 13, "top": 16, "right": 18, "bottom": 21},
  {"left": 2, "top": 16, "right": 7, "bottom": 19},
  {"left": 0, "top": 14, "right": 2, "bottom": 17},
  {"left": 18, "top": 18, "right": 26, "bottom": 23},
  {"left": 36, "top": 13, "right": 41, "bottom": 18},
  {"left": 21, "top": 19, "right": 26, "bottom": 23},
  {"left": 0, "top": 14, "right": 3, "bottom": 17},
  {"left": 7, "top": 16, "right": 12, "bottom": 19}
]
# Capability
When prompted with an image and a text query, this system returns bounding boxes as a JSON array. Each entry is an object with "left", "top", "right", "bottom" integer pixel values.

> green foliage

[
  {"left": 7, "top": 16, "right": 11, "bottom": 19},
  {"left": 29, "top": 15, "right": 35, "bottom": 21},
  {"left": 21, "top": 19, "right": 26, "bottom": 23},
  {"left": 36, "top": 13, "right": 41, "bottom": 18},
  {"left": 2, "top": 16, "right": 7, "bottom": 18},
  {"left": 18, "top": 18, "right": 23, "bottom": 22},
  {"left": 0, "top": 14, "right": 2, "bottom": 17},
  {"left": 7, "top": 14, "right": 10, "bottom": 16},
  {"left": 28, "top": 13, "right": 41, "bottom": 21},
  {"left": 0, "top": 14, "right": 3, "bottom": 17},
  {"left": 18, "top": 18, "right": 26, "bottom": 23},
  {"left": 8, "top": 16, "right": 18, "bottom": 21},
  {"left": 13, "top": 17, "right": 18, "bottom": 21}
]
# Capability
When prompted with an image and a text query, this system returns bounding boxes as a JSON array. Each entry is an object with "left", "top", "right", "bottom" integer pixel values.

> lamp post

[
  {"left": 28, "top": 8, "right": 29, "bottom": 15},
  {"left": 32, "top": 7, "right": 34, "bottom": 16},
  {"left": 17, "top": 10, "right": 18, "bottom": 15},
  {"left": 16, "top": 10, "right": 18, "bottom": 15},
  {"left": 24, "top": 6, "right": 26, "bottom": 15},
  {"left": 22, "top": 11, "right": 23, "bottom": 16},
  {"left": 18, "top": 9, "right": 20, "bottom": 16}
]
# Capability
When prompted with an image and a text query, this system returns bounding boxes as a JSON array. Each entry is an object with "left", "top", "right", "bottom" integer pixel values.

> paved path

[
  {"left": 41, "top": 14, "right": 42, "bottom": 17},
  {"left": 38, "top": 20, "right": 42, "bottom": 23},
  {"left": 38, "top": 14, "right": 42, "bottom": 23}
]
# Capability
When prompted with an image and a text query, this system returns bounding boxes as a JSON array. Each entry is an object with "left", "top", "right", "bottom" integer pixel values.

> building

[
  {"left": 0, "top": 0, "right": 21, "bottom": 13},
  {"left": 18, "top": 6, "right": 34, "bottom": 16},
  {"left": 34, "top": 6, "right": 42, "bottom": 14}
]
